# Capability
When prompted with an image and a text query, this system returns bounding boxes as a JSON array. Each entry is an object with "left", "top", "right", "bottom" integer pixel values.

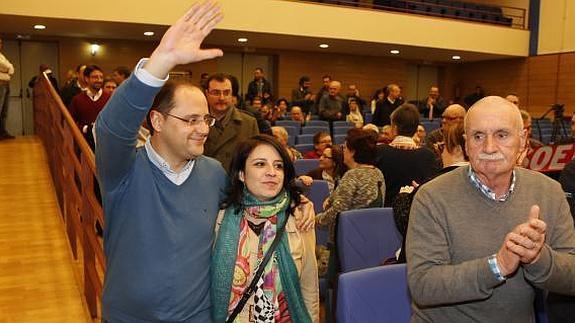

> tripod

[{"left": 535, "top": 104, "right": 568, "bottom": 144}]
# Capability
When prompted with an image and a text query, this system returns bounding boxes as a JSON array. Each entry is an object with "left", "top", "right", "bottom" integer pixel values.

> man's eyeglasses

[
  {"left": 165, "top": 113, "right": 216, "bottom": 127},
  {"left": 207, "top": 89, "right": 232, "bottom": 97}
]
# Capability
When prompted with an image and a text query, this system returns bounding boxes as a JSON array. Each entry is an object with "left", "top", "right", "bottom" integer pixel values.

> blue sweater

[{"left": 95, "top": 74, "right": 227, "bottom": 322}]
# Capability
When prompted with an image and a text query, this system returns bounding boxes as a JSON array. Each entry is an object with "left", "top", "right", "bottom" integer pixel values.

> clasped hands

[{"left": 496, "top": 205, "right": 547, "bottom": 277}]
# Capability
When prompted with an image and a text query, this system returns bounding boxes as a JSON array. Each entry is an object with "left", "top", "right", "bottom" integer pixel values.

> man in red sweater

[{"left": 69, "top": 65, "right": 110, "bottom": 148}]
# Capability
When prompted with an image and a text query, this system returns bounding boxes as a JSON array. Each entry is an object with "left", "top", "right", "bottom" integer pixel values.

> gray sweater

[{"left": 407, "top": 166, "right": 575, "bottom": 323}]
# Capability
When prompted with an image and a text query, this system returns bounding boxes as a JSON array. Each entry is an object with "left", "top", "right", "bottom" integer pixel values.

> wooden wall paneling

[
  {"left": 526, "top": 54, "right": 559, "bottom": 114},
  {"left": 557, "top": 53, "right": 575, "bottom": 113}
]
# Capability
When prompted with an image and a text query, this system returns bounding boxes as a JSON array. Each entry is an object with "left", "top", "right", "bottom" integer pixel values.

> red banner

[{"left": 524, "top": 144, "right": 575, "bottom": 172}]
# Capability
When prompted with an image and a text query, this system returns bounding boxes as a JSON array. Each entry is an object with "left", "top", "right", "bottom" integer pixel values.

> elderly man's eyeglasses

[{"left": 165, "top": 113, "right": 216, "bottom": 127}]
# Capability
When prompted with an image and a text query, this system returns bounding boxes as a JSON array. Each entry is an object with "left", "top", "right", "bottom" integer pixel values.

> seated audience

[
  {"left": 299, "top": 144, "right": 347, "bottom": 193},
  {"left": 425, "top": 104, "right": 466, "bottom": 162},
  {"left": 316, "top": 128, "right": 385, "bottom": 280},
  {"left": 376, "top": 103, "right": 440, "bottom": 206},
  {"left": 380, "top": 124, "right": 394, "bottom": 144},
  {"left": 290, "top": 106, "right": 308, "bottom": 126},
  {"left": 517, "top": 109, "right": 544, "bottom": 166},
  {"left": 346, "top": 98, "right": 364, "bottom": 128},
  {"left": 303, "top": 131, "right": 332, "bottom": 159},
  {"left": 212, "top": 135, "right": 319, "bottom": 323},
  {"left": 439, "top": 122, "right": 469, "bottom": 174},
  {"left": 413, "top": 124, "right": 426, "bottom": 147},
  {"left": 318, "top": 81, "right": 344, "bottom": 123},
  {"left": 271, "top": 98, "right": 289, "bottom": 122},
  {"left": 418, "top": 85, "right": 446, "bottom": 120},
  {"left": 272, "top": 126, "right": 302, "bottom": 161}
]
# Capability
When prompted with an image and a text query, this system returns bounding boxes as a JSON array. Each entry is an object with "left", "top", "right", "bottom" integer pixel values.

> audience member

[
  {"left": 517, "top": 109, "right": 544, "bottom": 166},
  {"left": 290, "top": 106, "right": 307, "bottom": 126},
  {"left": 0, "top": 37, "right": 14, "bottom": 140},
  {"left": 204, "top": 73, "right": 260, "bottom": 171},
  {"left": 303, "top": 131, "right": 332, "bottom": 159},
  {"left": 272, "top": 125, "right": 302, "bottom": 161},
  {"left": 271, "top": 98, "right": 289, "bottom": 121},
  {"left": 425, "top": 104, "right": 466, "bottom": 159},
  {"left": 69, "top": 65, "right": 111, "bottom": 148},
  {"left": 94, "top": 5, "right": 227, "bottom": 321},
  {"left": 246, "top": 67, "right": 272, "bottom": 104},
  {"left": 60, "top": 64, "right": 87, "bottom": 107},
  {"left": 373, "top": 83, "right": 403, "bottom": 126},
  {"left": 199, "top": 72, "right": 209, "bottom": 89},
  {"left": 419, "top": 85, "right": 446, "bottom": 120},
  {"left": 376, "top": 103, "right": 439, "bottom": 206},
  {"left": 380, "top": 124, "right": 394, "bottom": 144},
  {"left": 299, "top": 144, "right": 347, "bottom": 193},
  {"left": 346, "top": 98, "right": 364, "bottom": 128},
  {"left": 463, "top": 85, "right": 485, "bottom": 108},
  {"left": 407, "top": 96, "right": 575, "bottom": 322},
  {"left": 316, "top": 128, "right": 385, "bottom": 282},
  {"left": 291, "top": 75, "right": 315, "bottom": 115},
  {"left": 111, "top": 66, "right": 131, "bottom": 85},
  {"left": 506, "top": 93, "right": 520, "bottom": 107},
  {"left": 318, "top": 80, "right": 344, "bottom": 124},
  {"left": 212, "top": 135, "right": 318, "bottom": 323},
  {"left": 439, "top": 122, "right": 468, "bottom": 173},
  {"left": 413, "top": 124, "right": 426, "bottom": 147},
  {"left": 103, "top": 78, "right": 117, "bottom": 95},
  {"left": 370, "top": 88, "right": 385, "bottom": 114},
  {"left": 343, "top": 83, "right": 367, "bottom": 114},
  {"left": 315, "top": 75, "right": 332, "bottom": 112}
]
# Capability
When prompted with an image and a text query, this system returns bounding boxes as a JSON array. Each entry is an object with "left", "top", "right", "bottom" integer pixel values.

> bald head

[
  {"left": 441, "top": 104, "right": 466, "bottom": 128},
  {"left": 465, "top": 96, "right": 523, "bottom": 134},
  {"left": 329, "top": 81, "right": 341, "bottom": 97}
]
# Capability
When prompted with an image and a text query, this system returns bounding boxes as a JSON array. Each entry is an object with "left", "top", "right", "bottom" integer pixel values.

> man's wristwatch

[{"left": 488, "top": 254, "right": 507, "bottom": 282}]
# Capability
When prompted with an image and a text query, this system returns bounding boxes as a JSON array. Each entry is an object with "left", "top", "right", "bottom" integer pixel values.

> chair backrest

[
  {"left": 337, "top": 264, "right": 411, "bottom": 323},
  {"left": 303, "top": 179, "right": 331, "bottom": 246},
  {"left": 333, "top": 120, "right": 354, "bottom": 127},
  {"left": 364, "top": 112, "right": 373, "bottom": 124},
  {"left": 307, "top": 120, "right": 329, "bottom": 127},
  {"left": 337, "top": 207, "right": 402, "bottom": 272},
  {"left": 294, "top": 159, "right": 320, "bottom": 176},
  {"left": 294, "top": 143, "right": 315, "bottom": 154},
  {"left": 296, "top": 134, "right": 315, "bottom": 145},
  {"left": 287, "top": 136, "right": 295, "bottom": 147},
  {"left": 333, "top": 126, "right": 352, "bottom": 135},
  {"left": 283, "top": 125, "right": 298, "bottom": 137},
  {"left": 276, "top": 120, "right": 301, "bottom": 132},
  {"left": 334, "top": 134, "right": 346, "bottom": 144},
  {"left": 302, "top": 126, "right": 330, "bottom": 135}
]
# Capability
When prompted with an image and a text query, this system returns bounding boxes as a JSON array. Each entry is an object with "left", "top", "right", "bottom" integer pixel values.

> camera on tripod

[{"left": 552, "top": 103, "right": 565, "bottom": 120}]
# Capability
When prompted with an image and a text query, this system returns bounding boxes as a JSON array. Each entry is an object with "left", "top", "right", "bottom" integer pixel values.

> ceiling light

[
  {"left": 319, "top": 44, "right": 329, "bottom": 49},
  {"left": 33, "top": 24, "right": 46, "bottom": 30},
  {"left": 144, "top": 31, "right": 154, "bottom": 36},
  {"left": 237, "top": 37, "right": 248, "bottom": 43},
  {"left": 452, "top": 55, "right": 462, "bottom": 60},
  {"left": 390, "top": 49, "right": 400, "bottom": 55}
]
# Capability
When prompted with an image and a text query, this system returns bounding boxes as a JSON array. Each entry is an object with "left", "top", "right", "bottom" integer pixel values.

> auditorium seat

[
  {"left": 294, "top": 158, "right": 320, "bottom": 176},
  {"left": 337, "top": 207, "right": 402, "bottom": 273},
  {"left": 334, "top": 134, "right": 346, "bottom": 144},
  {"left": 295, "top": 143, "right": 315, "bottom": 154},
  {"left": 297, "top": 134, "right": 315, "bottom": 145},
  {"left": 306, "top": 120, "right": 330, "bottom": 127},
  {"left": 337, "top": 264, "right": 411, "bottom": 323},
  {"left": 333, "top": 126, "right": 352, "bottom": 135},
  {"left": 301, "top": 126, "right": 330, "bottom": 135}
]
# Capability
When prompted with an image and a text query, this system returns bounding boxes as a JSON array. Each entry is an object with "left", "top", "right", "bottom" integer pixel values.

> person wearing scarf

[{"left": 212, "top": 135, "right": 319, "bottom": 323}]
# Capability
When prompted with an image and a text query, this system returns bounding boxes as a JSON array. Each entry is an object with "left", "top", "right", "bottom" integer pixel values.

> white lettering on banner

[
  {"left": 549, "top": 145, "right": 573, "bottom": 171},
  {"left": 525, "top": 144, "right": 575, "bottom": 172}
]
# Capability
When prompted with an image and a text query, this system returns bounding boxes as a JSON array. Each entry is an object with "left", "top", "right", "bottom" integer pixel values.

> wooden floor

[{"left": 0, "top": 136, "right": 91, "bottom": 322}]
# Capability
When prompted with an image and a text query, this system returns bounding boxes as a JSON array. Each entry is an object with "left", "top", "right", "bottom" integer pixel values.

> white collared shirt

[
  {"left": 134, "top": 58, "right": 195, "bottom": 185},
  {"left": 86, "top": 88, "right": 103, "bottom": 102}
]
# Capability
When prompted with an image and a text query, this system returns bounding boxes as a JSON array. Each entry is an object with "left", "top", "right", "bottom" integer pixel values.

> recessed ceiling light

[
  {"left": 33, "top": 24, "right": 46, "bottom": 30},
  {"left": 319, "top": 44, "right": 329, "bottom": 49},
  {"left": 390, "top": 49, "right": 400, "bottom": 55},
  {"left": 452, "top": 55, "right": 462, "bottom": 60},
  {"left": 144, "top": 31, "right": 155, "bottom": 36},
  {"left": 237, "top": 37, "right": 248, "bottom": 43}
]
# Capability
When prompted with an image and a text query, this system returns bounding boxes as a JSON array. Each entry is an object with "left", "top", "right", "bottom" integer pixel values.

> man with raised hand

[
  {"left": 407, "top": 96, "right": 575, "bottom": 323},
  {"left": 95, "top": 2, "right": 225, "bottom": 321}
]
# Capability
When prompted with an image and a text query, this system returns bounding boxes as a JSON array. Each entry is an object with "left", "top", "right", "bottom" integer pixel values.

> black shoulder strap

[{"left": 226, "top": 214, "right": 290, "bottom": 323}]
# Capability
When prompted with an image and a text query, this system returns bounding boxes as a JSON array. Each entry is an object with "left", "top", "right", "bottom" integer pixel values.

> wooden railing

[{"left": 33, "top": 73, "right": 104, "bottom": 318}]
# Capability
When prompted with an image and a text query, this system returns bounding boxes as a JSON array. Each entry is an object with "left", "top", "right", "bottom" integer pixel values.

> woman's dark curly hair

[{"left": 222, "top": 134, "right": 302, "bottom": 216}]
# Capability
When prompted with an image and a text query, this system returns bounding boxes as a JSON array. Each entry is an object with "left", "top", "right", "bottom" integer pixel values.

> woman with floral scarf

[{"left": 212, "top": 135, "right": 319, "bottom": 323}]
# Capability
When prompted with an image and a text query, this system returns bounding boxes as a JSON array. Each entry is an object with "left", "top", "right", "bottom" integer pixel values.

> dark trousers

[{"left": 0, "top": 83, "right": 10, "bottom": 135}]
